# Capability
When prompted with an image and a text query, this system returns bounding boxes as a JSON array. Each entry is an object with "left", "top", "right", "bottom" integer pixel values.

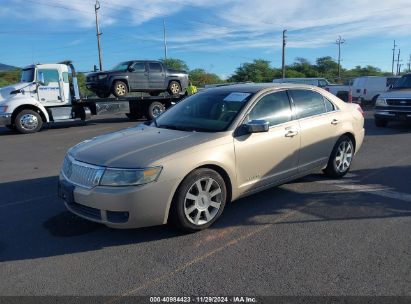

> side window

[
  {"left": 62, "top": 72, "right": 69, "bottom": 83},
  {"left": 318, "top": 79, "right": 328, "bottom": 87},
  {"left": 324, "top": 97, "right": 335, "bottom": 112},
  {"left": 149, "top": 62, "right": 162, "bottom": 73},
  {"left": 132, "top": 62, "right": 146, "bottom": 72},
  {"left": 37, "top": 69, "right": 59, "bottom": 86},
  {"left": 290, "top": 89, "right": 326, "bottom": 119},
  {"left": 248, "top": 91, "right": 292, "bottom": 126}
]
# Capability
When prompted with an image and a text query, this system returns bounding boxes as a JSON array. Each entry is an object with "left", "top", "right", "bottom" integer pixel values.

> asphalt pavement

[{"left": 0, "top": 112, "right": 410, "bottom": 297}]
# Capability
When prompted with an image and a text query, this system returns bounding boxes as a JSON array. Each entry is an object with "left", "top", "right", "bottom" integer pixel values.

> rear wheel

[
  {"left": 146, "top": 101, "right": 166, "bottom": 120},
  {"left": 167, "top": 81, "right": 181, "bottom": 95},
  {"left": 171, "top": 168, "right": 227, "bottom": 232},
  {"left": 15, "top": 110, "right": 43, "bottom": 134},
  {"left": 324, "top": 135, "right": 354, "bottom": 178},
  {"left": 375, "top": 117, "right": 388, "bottom": 128},
  {"left": 112, "top": 81, "right": 128, "bottom": 98}
]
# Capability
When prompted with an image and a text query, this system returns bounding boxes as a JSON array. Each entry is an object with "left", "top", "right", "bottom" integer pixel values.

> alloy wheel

[{"left": 334, "top": 140, "right": 353, "bottom": 173}]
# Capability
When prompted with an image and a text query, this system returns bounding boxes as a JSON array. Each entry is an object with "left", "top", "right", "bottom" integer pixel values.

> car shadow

[{"left": 1, "top": 165, "right": 410, "bottom": 262}]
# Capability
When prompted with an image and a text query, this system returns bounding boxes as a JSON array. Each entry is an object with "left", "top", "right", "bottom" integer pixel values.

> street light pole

[
  {"left": 95, "top": 0, "right": 103, "bottom": 71},
  {"left": 336, "top": 36, "right": 345, "bottom": 80},
  {"left": 282, "top": 29, "right": 287, "bottom": 79}
]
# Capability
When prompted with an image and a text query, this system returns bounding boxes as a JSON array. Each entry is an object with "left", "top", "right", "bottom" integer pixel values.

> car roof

[{"left": 203, "top": 82, "right": 317, "bottom": 94}]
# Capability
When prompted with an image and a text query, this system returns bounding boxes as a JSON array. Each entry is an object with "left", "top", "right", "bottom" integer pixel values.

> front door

[
  {"left": 148, "top": 62, "right": 166, "bottom": 89},
  {"left": 234, "top": 90, "right": 300, "bottom": 194},
  {"left": 37, "top": 68, "right": 63, "bottom": 105},
  {"left": 128, "top": 62, "right": 149, "bottom": 90},
  {"left": 288, "top": 89, "right": 342, "bottom": 172}
]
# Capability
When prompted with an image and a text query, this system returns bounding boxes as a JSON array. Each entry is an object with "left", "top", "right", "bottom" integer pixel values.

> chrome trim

[{"left": 61, "top": 155, "right": 105, "bottom": 189}]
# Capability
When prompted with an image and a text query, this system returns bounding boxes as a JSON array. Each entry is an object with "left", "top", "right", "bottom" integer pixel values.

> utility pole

[
  {"left": 335, "top": 36, "right": 345, "bottom": 80},
  {"left": 282, "top": 29, "right": 287, "bottom": 79},
  {"left": 398, "top": 63, "right": 402, "bottom": 75},
  {"left": 408, "top": 54, "right": 411, "bottom": 72},
  {"left": 396, "top": 48, "right": 401, "bottom": 75},
  {"left": 95, "top": 0, "right": 103, "bottom": 71},
  {"left": 391, "top": 40, "right": 397, "bottom": 75},
  {"left": 163, "top": 19, "right": 168, "bottom": 61}
]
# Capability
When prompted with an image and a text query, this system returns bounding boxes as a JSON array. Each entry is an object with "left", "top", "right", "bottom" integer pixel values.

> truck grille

[
  {"left": 61, "top": 156, "right": 104, "bottom": 189},
  {"left": 386, "top": 99, "right": 411, "bottom": 106}
]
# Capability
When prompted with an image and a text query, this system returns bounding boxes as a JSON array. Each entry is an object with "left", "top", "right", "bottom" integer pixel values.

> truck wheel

[
  {"left": 125, "top": 112, "right": 142, "bottom": 120},
  {"left": 15, "top": 110, "right": 43, "bottom": 134},
  {"left": 96, "top": 90, "right": 111, "bottom": 98},
  {"left": 146, "top": 101, "right": 166, "bottom": 120},
  {"left": 112, "top": 81, "right": 128, "bottom": 98},
  {"left": 170, "top": 168, "right": 227, "bottom": 232},
  {"left": 375, "top": 117, "right": 388, "bottom": 128},
  {"left": 168, "top": 81, "right": 181, "bottom": 95}
]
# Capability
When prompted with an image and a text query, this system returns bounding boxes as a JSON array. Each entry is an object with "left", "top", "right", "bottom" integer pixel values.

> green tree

[
  {"left": 228, "top": 59, "right": 275, "bottom": 82},
  {"left": 0, "top": 69, "right": 20, "bottom": 87},
  {"left": 189, "top": 69, "right": 222, "bottom": 87},
  {"left": 159, "top": 58, "right": 189, "bottom": 71}
]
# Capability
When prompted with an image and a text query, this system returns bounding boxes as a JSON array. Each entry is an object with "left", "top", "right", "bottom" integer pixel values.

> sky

[{"left": 1, "top": 0, "right": 411, "bottom": 79}]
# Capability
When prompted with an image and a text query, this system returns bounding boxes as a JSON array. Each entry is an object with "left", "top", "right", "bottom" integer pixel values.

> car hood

[
  {"left": 69, "top": 125, "right": 225, "bottom": 168},
  {"left": 380, "top": 89, "right": 411, "bottom": 98},
  {"left": 0, "top": 82, "right": 33, "bottom": 102}
]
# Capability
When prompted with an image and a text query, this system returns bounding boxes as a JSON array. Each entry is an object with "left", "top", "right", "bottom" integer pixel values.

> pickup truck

[
  {"left": 374, "top": 73, "right": 411, "bottom": 127},
  {"left": 86, "top": 60, "right": 189, "bottom": 98}
]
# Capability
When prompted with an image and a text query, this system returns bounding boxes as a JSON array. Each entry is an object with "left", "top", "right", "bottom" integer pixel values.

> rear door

[
  {"left": 148, "top": 62, "right": 166, "bottom": 89},
  {"left": 128, "top": 62, "right": 149, "bottom": 90},
  {"left": 234, "top": 90, "right": 300, "bottom": 193},
  {"left": 289, "top": 89, "right": 342, "bottom": 173}
]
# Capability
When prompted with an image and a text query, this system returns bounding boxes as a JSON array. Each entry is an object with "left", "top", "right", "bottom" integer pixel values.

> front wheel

[
  {"left": 324, "top": 135, "right": 354, "bottom": 178},
  {"left": 170, "top": 168, "right": 227, "bottom": 232},
  {"left": 15, "top": 109, "right": 43, "bottom": 134},
  {"left": 112, "top": 81, "right": 128, "bottom": 98}
]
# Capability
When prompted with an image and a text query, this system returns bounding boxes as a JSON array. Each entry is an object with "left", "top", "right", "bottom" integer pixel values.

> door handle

[
  {"left": 285, "top": 130, "right": 299, "bottom": 137},
  {"left": 331, "top": 119, "right": 339, "bottom": 125}
]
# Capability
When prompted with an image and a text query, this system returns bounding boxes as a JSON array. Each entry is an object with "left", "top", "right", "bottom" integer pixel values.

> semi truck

[{"left": 0, "top": 61, "right": 184, "bottom": 134}]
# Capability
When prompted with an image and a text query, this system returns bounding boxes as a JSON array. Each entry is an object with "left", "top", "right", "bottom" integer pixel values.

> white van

[{"left": 352, "top": 76, "right": 400, "bottom": 105}]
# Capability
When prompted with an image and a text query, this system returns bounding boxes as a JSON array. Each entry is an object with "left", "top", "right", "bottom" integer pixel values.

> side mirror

[
  {"left": 245, "top": 120, "right": 269, "bottom": 133},
  {"left": 128, "top": 66, "right": 135, "bottom": 72},
  {"left": 37, "top": 72, "right": 45, "bottom": 86}
]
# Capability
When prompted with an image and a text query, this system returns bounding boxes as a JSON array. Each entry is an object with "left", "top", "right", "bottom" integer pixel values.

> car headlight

[
  {"left": 0, "top": 106, "right": 8, "bottom": 113},
  {"left": 99, "top": 167, "right": 162, "bottom": 186},
  {"left": 98, "top": 74, "right": 108, "bottom": 80},
  {"left": 375, "top": 98, "right": 387, "bottom": 106}
]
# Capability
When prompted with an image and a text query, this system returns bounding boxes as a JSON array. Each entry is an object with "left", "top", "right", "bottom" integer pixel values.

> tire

[
  {"left": 375, "top": 117, "right": 388, "bottom": 128},
  {"left": 146, "top": 101, "right": 166, "bottom": 120},
  {"left": 96, "top": 90, "right": 111, "bottom": 98},
  {"left": 112, "top": 81, "right": 128, "bottom": 98},
  {"left": 167, "top": 81, "right": 181, "bottom": 95},
  {"left": 324, "top": 135, "right": 354, "bottom": 178},
  {"left": 125, "top": 112, "right": 142, "bottom": 120},
  {"left": 170, "top": 168, "right": 227, "bottom": 232},
  {"left": 14, "top": 109, "right": 43, "bottom": 134}
]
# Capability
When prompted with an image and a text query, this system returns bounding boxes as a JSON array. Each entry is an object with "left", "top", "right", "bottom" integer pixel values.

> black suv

[{"left": 86, "top": 60, "right": 189, "bottom": 98}]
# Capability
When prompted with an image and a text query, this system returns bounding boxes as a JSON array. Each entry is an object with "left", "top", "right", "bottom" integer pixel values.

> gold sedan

[{"left": 58, "top": 83, "right": 365, "bottom": 231}]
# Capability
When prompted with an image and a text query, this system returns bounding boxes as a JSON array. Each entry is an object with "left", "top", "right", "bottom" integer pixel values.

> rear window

[
  {"left": 149, "top": 63, "right": 163, "bottom": 72},
  {"left": 290, "top": 89, "right": 326, "bottom": 119}
]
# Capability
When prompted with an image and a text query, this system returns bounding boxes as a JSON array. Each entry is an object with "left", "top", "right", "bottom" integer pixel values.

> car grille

[
  {"left": 67, "top": 201, "right": 102, "bottom": 220},
  {"left": 61, "top": 156, "right": 104, "bottom": 189},
  {"left": 386, "top": 99, "right": 411, "bottom": 106}
]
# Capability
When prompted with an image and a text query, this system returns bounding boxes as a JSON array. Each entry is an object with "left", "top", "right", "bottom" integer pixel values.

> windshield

[
  {"left": 111, "top": 61, "right": 131, "bottom": 71},
  {"left": 20, "top": 68, "right": 35, "bottom": 82},
  {"left": 155, "top": 90, "right": 254, "bottom": 132},
  {"left": 392, "top": 75, "right": 411, "bottom": 89}
]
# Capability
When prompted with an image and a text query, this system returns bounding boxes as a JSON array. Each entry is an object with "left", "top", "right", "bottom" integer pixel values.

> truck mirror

[
  {"left": 128, "top": 66, "right": 135, "bottom": 72},
  {"left": 37, "top": 72, "right": 45, "bottom": 86}
]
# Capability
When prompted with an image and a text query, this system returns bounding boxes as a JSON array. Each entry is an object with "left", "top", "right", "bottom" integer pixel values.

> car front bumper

[
  {"left": 58, "top": 174, "right": 178, "bottom": 229},
  {"left": 374, "top": 107, "right": 411, "bottom": 122},
  {"left": 0, "top": 113, "right": 12, "bottom": 126}
]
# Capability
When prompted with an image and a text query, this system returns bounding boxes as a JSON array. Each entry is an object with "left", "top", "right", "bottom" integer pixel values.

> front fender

[{"left": 7, "top": 95, "right": 50, "bottom": 122}]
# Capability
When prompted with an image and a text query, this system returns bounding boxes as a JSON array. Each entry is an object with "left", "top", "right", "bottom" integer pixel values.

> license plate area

[{"left": 58, "top": 180, "right": 75, "bottom": 204}]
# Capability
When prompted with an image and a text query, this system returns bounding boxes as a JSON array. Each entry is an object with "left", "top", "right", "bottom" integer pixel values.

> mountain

[{"left": 0, "top": 63, "right": 19, "bottom": 71}]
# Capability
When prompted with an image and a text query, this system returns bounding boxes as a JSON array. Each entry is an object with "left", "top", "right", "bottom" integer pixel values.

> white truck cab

[{"left": 0, "top": 61, "right": 83, "bottom": 133}]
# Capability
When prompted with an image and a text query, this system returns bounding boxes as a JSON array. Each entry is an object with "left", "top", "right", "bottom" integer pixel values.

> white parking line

[
  {"left": 316, "top": 178, "right": 411, "bottom": 203},
  {"left": 0, "top": 194, "right": 56, "bottom": 208}
]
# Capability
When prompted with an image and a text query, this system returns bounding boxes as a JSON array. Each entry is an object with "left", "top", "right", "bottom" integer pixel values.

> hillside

[{"left": 0, "top": 63, "right": 19, "bottom": 71}]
